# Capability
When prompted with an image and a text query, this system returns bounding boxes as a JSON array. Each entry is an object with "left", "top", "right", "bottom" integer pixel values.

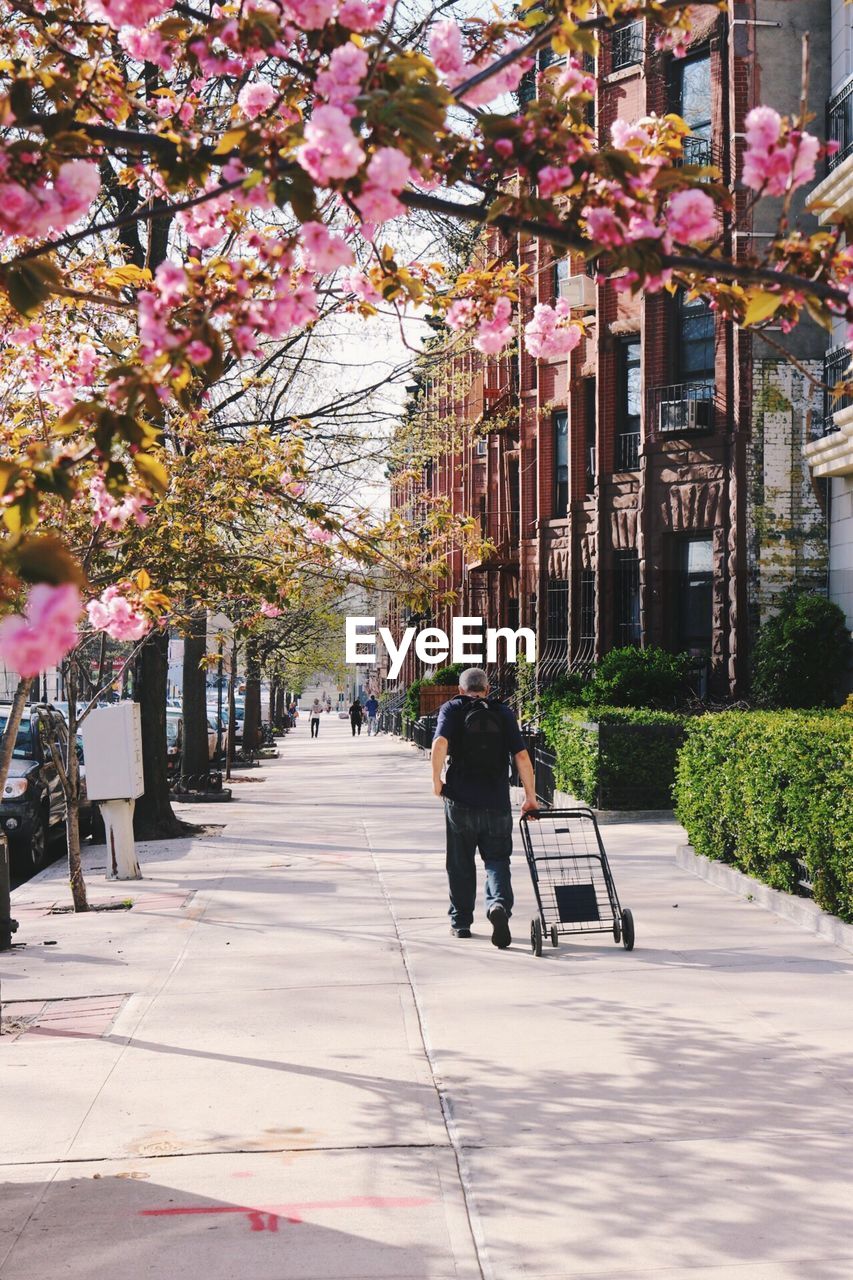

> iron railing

[
  {"left": 828, "top": 80, "right": 853, "bottom": 173},
  {"left": 821, "top": 345, "right": 853, "bottom": 435},
  {"left": 611, "top": 21, "right": 643, "bottom": 70},
  {"left": 615, "top": 430, "right": 640, "bottom": 471},
  {"left": 647, "top": 381, "right": 715, "bottom": 436}
]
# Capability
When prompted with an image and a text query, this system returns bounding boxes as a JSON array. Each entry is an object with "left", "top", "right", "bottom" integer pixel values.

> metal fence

[{"left": 828, "top": 79, "right": 853, "bottom": 173}]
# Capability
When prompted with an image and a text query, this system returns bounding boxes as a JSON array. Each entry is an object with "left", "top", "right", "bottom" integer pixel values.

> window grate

[
  {"left": 614, "top": 552, "right": 641, "bottom": 647},
  {"left": 611, "top": 21, "right": 643, "bottom": 70}
]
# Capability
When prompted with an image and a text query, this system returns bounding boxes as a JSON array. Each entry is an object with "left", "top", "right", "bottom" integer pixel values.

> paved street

[{"left": 2, "top": 717, "right": 853, "bottom": 1279}]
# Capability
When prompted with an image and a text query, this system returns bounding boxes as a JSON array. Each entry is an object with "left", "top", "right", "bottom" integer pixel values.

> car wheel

[{"left": 28, "top": 810, "right": 49, "bottom": 872}]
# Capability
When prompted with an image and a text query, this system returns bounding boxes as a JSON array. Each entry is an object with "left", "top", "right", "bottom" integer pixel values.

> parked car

[
  {"left": 0, "top": 703, "right": 94, "bottom": 873},
  {"left": 166, "top": 708, "right": 219, "bottom": 775}
]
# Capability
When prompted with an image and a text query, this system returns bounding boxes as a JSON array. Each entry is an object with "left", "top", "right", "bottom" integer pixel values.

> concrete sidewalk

[{"left": 2, "top": 717, "right": 852, "bottom": 1279}]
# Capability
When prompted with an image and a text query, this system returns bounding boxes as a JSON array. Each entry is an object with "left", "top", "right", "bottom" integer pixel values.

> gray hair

[{"left": 459, "top": 667, "right": 489, "bottom": 693}]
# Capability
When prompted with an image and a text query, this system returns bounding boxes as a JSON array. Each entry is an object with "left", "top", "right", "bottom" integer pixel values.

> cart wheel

[
  {"left": 621, "top": 909, "right": 635, "bottom": 951},
  {"left": 612, "top": 918, "right": 622, "bottom": 944},
  {"left": 550, "top": 925, "right": 560, "bottom": 949},
  {"left": 530, "top": 918, "right": 543, "bottom": 956}
]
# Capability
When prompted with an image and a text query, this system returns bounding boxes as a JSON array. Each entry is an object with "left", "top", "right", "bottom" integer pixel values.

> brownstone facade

[{"left": 389, "top": 3, "right": 830, "bottom": 698}]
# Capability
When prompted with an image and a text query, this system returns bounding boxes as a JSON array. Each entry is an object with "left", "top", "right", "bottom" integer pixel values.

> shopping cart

[{"left": 519, "top": 808, "right": 635, "bottom": 956}]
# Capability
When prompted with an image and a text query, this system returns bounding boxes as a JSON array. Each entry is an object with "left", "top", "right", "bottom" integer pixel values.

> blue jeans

[{"left": 444, "top": 798, "right": 514, "bottom": 929}]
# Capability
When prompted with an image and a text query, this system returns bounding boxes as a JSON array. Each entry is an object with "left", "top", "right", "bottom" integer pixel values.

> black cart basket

[{"left": 519, "top": 808, "right": 635, "bottom": 955}]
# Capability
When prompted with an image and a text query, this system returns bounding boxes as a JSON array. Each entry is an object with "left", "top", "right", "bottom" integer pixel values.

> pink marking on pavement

[{"left": 140, "top": 1196, "right": 433, "bottom": 1230}]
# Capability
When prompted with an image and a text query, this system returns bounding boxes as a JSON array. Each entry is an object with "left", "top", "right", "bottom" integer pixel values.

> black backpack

[{"left": 453, "top": 699, "right": 508, "bottom": 780}]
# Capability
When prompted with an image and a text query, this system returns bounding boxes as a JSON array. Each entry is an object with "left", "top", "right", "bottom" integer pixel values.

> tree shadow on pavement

[{"left": 0, "top": 1174, "right": 448, "bottom": 1280}]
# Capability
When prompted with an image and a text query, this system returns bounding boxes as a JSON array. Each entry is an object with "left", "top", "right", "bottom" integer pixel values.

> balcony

[
  {"left": 611, "top": 21, "right": 643, "bottom": 71},
  {"left": 819, "top": 346, "right": 853, "bottom": 436},
  {"left": 828, "top": 80, "right": 853, "bottom": 173},
  {"left": 647, "top": 381, "right": 715, "bottom": 437}
]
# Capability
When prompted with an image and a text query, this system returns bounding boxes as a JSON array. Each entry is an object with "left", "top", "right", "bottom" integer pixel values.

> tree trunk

[
  {"left": 268, "top": 678, "right": 277, "bottom": 726},
  {"left": 134, "top": 629, "right": 188, "bottom": 839},
  {"left": 181, "top": 609, "right": 209, "bottom": 786},
  {"left": 64, "top": 665, "right": 88, "bottom": 912},
  {"left": 242, "top": 639, "right": 262, "bottom": 753},
  {"left": 275, "top": 686, "right": 285, "bottom": 727}
]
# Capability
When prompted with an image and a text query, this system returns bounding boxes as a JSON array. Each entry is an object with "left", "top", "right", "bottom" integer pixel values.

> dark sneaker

[
  {"left": 488, "top": 905, "right": 511, "bottom": 949},
  {"left": 450, "top": 926, "right": 472, "bottom": 938}
]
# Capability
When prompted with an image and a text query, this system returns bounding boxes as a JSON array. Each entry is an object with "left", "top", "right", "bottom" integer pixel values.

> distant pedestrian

[
  {"left": 365, "top": 694, "right": 379, "bottom": 736},
  {"left": 310, "top": 698, "right": 322, "bottom": 738},
  {"left": 431, "top": 667, "right": 538, "bottom": 947},
  {"left": 349, "top": 699, "right": 364, "bottom": 736}
]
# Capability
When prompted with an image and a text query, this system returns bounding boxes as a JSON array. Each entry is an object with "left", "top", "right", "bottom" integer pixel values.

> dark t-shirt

[{"left": 434, "top": 696, "right": 526, "bottom": 812}]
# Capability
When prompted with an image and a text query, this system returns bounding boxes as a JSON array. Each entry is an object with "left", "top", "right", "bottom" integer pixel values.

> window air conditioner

[
  {"left": 657, "top": 397, "right": 712, "bottom": 433},
  {"left": 559, "top": 274, "right": 596, "bottom": 310}
]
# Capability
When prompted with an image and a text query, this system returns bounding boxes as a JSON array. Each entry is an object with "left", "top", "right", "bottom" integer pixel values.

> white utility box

[{"left": 81, "top": 702, "right": 145, "bottom": 801}]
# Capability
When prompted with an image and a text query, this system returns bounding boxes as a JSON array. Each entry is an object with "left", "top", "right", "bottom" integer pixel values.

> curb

[
  {"left": 548, "top": 789, "right": 676, "bottom": 825},
  {"left": 676, "top": 844, "right": 853, "bottom": 956}
]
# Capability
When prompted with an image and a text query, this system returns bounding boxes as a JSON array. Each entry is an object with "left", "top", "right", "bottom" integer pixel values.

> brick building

[{"left": 390, "top": 1, "right": 830, "bottom": 698}]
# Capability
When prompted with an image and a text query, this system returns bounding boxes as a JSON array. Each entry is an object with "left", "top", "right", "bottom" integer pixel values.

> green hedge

[
  {"left": 542, "top": 705, "right": 686, "bottom": 809},
  {"left": 674, "top": 711, "right": 853, "bottom": 922}
]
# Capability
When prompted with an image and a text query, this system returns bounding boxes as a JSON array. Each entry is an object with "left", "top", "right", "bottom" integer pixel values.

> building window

[
  {"left": 611, "top": 20, "right": 644, "bottom": 70},
  {"left": 554, "top": 257, "right": 570, "bottom": 300},
  {"left": 554, "top": 411, "right": 569, "bottom": 517},
  {"left": 616, "top": 339, "right": 641, "bottom": 471},
  {"left": 474, "top": 435, "right": 487, "bottom": 457},
  {"left": 677, "top": 535, "right": 713, "bottom": 653},
  {"left": 672, "top": 51, "right": 711, "bottom": 165},
  {"left": 614, "top": 551, "right": 641, "bottom": 646},
  {"left": 584, "top": 378, "right": 597, "bottom": 494},
  {"left": 546, "top": 579, "right": 569, "bottom": 639},
  {"left": 676, "top": 291, "right": 715, "bottom": 384}
]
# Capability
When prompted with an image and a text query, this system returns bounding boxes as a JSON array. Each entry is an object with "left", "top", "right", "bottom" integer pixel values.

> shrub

[
  {"left": 543, "top": 704, "right": 686, "bottom": 809},
  {"left": 751, "top": 593, "right": 851, "bottom": 709},
  {"left": 674, "top": 711, "right": 853, "bottom": 922},
  {"left": 584, "top": 645, "right": 693, "bottom": 709},
  {"left": 430, "top": 663, "right": 466, "bottom": 688}
]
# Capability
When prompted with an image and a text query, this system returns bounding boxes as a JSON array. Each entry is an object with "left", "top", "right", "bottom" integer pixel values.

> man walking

[
  {"left": 431, "top": 667, "right": 538, "bottom": 948},
  {"left": 309, "top": 697, "right": 323, "bottom": 739},
  {"left": 349, "top": 698, "right": 364, "bottom": 736},
  {"left": 365, "top": 694, "right": 379, "bottom": 735}
]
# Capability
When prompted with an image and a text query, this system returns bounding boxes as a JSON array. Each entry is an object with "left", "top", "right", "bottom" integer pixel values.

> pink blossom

[
  {"left": 281, "top": 0, "right": 335, "bottom": 29},
  {"left": 473, "top": 297, "right": 514, "bottom": 355},
  {"left": 556, "top": 57, "right": 596, "bottom": 97},
  {"left": 745, "top": 106, "right": 782, "bottom": 152},
  {"left": 366, "top": 146, "right": 410, "bottom": 191},
  {"left": 0, "top": 184, "right": 40, "bottom": 237},
  {"left": 186, "top": 339, "right": 213, "bottom": 364},
  {"left": 118, "top": 26, "right": 172, "bottom": 69},
  {"left": 260, "top": 601, "right": 282, "bottom": 618},
  {"left": 86, "top": 0, "right": 173, "bottom": 28},
  {"left": 315, "top": 43, "right": 368, "bottom": 114},
  {"left": 53, "top": 160, "right": 101, "bottom": 224},
  {"left": 667, "top": 188, "right": 717, "bottom": 244},
  {"left": 90, "top": 475, "right": 151, "bottom": 530},
  {"left": 280, "top": 470, "right": 307, "bottom": 497},
  {"left": 458, "top": 40, "right": 531, "bottom": 106},
  {"left": 338, "top": 0, "right": 386, "bottom": 30},
  {"left": 611, "top": 119, "right": 653, "bottom": 154},
  {"left": 0, "top": 584, "right": 82, "bottom": 678},
  {"left": 446, "top": 298, "right": 477, "bottom": 331},
  {"left": 296, "top": 105, "right": 366, "bottom": 185},
  {"left": 537, "top": 165, "right": 573, "bottom": 198},
  {"left": 344, "top": 269, "right": 382, "bottom": 304},
  {"left": 10, "top": 323, "right": 43, "bottom": 346},
  {"left": 86, "top": 587, "right": 150, "bottom": 642},
  {"left": 524, "top": 303, "right": 583, "bottom": 359},
  {"left": 237, "top": 81, "right": 277, "bottom": 119},
  {"left": 301, "top": 221, "right": 354, "bottom": 273},
  {"left": 154, "top": 259, "right": 187, "bottom": 306},
  {"left": 583, "top": 205, "right": 626, "bottom": 249},
  {"left": 429, "top": 21, "right": 466, "bottom": 77},
  {"left": 307, "top": 524, "right": 333, "bottom": 543}
]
